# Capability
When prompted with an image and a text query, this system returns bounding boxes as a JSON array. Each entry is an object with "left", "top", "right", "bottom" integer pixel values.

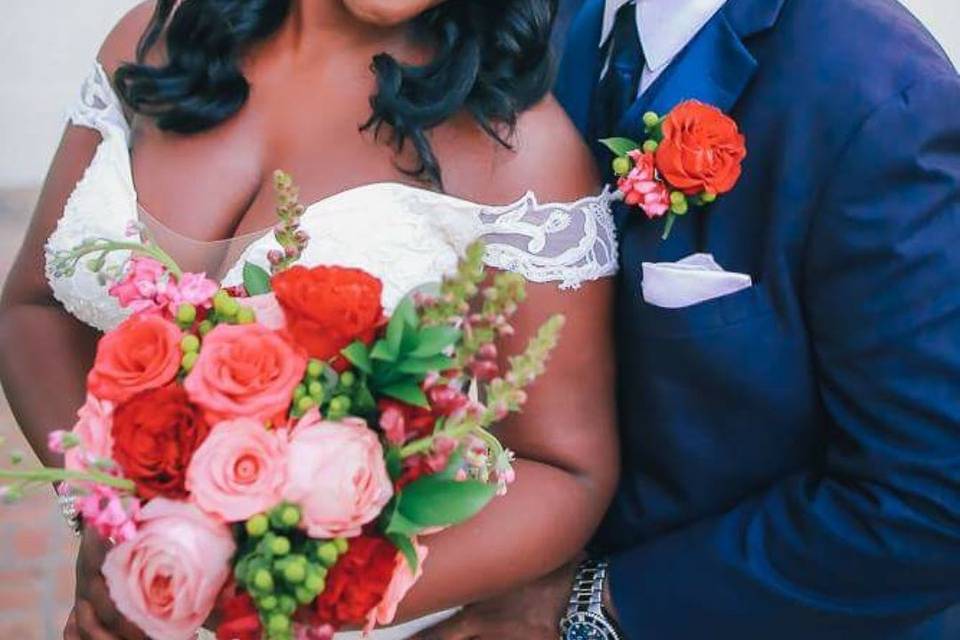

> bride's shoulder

[
  {"left": 439, "top": 96, "right": 601, "bottom": 206},
  {"left": 97, "top": 0, "right": 158, "bottom": 76}
]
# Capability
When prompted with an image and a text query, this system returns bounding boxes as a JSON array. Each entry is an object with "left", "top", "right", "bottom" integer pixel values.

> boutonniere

[{"left": 602, "top": 100, "right": 747, "bottom": 240}]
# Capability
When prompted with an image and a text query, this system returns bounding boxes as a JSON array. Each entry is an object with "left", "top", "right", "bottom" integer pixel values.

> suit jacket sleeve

[{"left": 608, "top": 74, "right": 960, "bottom": 639}]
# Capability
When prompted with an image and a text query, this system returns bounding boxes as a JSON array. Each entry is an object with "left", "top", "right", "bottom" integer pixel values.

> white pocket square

[{"left": 641, "top": 253, "right": 753, "bottom": 309}]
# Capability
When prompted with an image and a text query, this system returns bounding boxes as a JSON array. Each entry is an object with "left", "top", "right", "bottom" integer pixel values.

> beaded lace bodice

[{"left": 46, "top": 63, "right": 618, "bottom": 332}]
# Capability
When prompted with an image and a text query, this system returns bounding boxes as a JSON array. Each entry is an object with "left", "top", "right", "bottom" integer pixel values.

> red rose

[
  {"left": 313, "top": 535, "right": 397, "bottom": 629},
  {"left": 655, "top": 100, "right": 747, "bottom": 196},
  {"left": 216, "top": 583, "right": 262, "bottom": 640},
  {"left": 112, "top": 384, "right": 210, "bottom": 500},
  {"left": 272, "top": 266, "right": 383, "bottom": 368}
]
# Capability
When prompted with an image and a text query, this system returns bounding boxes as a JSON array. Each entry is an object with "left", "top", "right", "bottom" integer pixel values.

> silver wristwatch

[
  {"left": 559, "top": 558, "right": 623, "bottom": 640},
  {"left": 57, "top": 483, "right": 82, "bottom": 536}
]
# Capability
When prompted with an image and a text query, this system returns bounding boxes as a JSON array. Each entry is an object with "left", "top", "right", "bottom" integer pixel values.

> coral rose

[
  {"left": 272, "top": 266, "right": 383, "bottom": 367},
  {"left": 186, "top": 418, "right": 288, "bottom": 522},
  {"left": 365, "top": 539, "right": 428, "bottom": 632},
  {"left": 88, "top": 315, "right": 182, "bottom": 403},
  {"left": 184, "top": 323, "right": 307, "bottom": 425},
  {"left": 103, "top": 498, "right": 235, "bottom": 640},
  {"left": 112, "top": 384, "right": 210, "bottom": 499},
  {"left": 655, "top": 100, "right": 747, "bottom": 196},
  {"left": 284, "top": 411, "right": 393, "bottom": 539},
  {"left": 65, "top": 394, "right": 115, "bottom": 472},
  {"left": 313, "top": 535, "right": 398, "bottom": 629}
]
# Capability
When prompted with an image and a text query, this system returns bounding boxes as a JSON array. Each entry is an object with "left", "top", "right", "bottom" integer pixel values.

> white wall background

[{"left": 0, "top": 0, "right": 958, "bottom": 189}]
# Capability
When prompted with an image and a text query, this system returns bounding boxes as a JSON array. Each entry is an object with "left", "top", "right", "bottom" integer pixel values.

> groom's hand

[{"left": 409, "top": 562, "right": 578, "bottom": 640}]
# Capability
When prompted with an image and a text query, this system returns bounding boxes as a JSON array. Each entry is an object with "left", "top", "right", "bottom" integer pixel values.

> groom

[{"left": 419, "top": 0, "right": 960, "bottom": 638}]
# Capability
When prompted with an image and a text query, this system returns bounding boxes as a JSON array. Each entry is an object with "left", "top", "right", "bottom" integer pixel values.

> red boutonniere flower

[{"left": 602, "top": 99, "right": 747, "bottom": 240}]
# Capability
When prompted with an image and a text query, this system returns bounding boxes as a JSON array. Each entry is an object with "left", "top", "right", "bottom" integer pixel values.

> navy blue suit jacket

[{"left": 555, "top": 0, "right": 960, "bottom": 637}]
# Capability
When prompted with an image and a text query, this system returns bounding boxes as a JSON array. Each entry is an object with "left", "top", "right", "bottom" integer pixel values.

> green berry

[
  {"left": 308, "top": 381, "right": 324, "bottom": 398},
  {"left": 198, "top": 320, "right": 214, "bottom": 336},
  {"left": 267, "top": 613, "right": 290, "bottom": 634},
  {"left": 269, "top": 536, "right": 291, "bottom": 556},
  {"left": 702, "top": 191, "right": 717, "bottom": 203},
  {"left": 181, "top": 334, "right": 200, "bottom": 353},
  {"left": 671, "top": 199, "right": 689, "bottom": 215},
  {"left": 246, "top": 514, "right": 269, "bottom": 537},
  {"left": 252, "top": 568, "right": 274, "bottom": 592},
  {"left": 305, "top": 573, "right": 326, "bottom": 594},
  {"left": 176, "top": 303, "right": 197, "bottom": 325},
  {"left": 279, "top": 504, "right": 301, "bottom": 528},
  {"left": 333, "top": 538, "right": 349, "bottom": 554},
  {"left": 283, "top": 560, "right": 306, "bottom": 584},
  {"left": 339, "top": 371, "right": 356, "bottom": 388},
  {"left": 642, "top": 139, "right": 659, "bottom": 154},
  {"left": 307, "top": 360, "right": 324, "bottom": 379},
  {"left": 670, "top": 191, "right": 686, "bottom": 206},
  {"left": 316, "top": 542, "right": 339, "bottom": 568},
  {"left": 293, "top": 384, "right": 307, "bottom": 400},
  {"left": 237, "top": 307, "right": 256, "bottom": 324},
  {"left": 181, "top": 352, "right": 199, "bottom": 372},
  {"left": 259, "top": 595, "right": 278, "bottom": 611},
  {"left": 642, "top": 111, "right": 660, "bottom": 128},
  {"left": 329, "top": 396, "right": 351, "bottom": 415},
  {"left": 295, "top": 585, "right": 315, "bottom": 604},
  {"left": 278, "top": 595, "right": 297, "bottom": 615},
  {"left": 612, "top": 156, "right": 632, "bottom": 177},
  {"left": 297, "top": 396, "right": 315, "bottom": 413}
]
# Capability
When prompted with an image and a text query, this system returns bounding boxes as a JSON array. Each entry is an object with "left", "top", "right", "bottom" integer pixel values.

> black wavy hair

[{"left": 115, "top": 0, "right": 558, "bottom": 186}]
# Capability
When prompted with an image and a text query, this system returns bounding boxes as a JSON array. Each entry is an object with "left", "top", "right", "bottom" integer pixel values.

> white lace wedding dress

[{"left": 46, "top": 62, "right": 618, "bottom": 640}]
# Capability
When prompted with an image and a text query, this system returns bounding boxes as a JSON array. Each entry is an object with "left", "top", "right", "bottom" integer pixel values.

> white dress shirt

[{"left": 601, "top": 0, "right": 729, "bottom": 95}]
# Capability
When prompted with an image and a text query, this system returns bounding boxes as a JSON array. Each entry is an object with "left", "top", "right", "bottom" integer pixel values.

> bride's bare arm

[
  {"left": 397, "top": 99, "right": 619, "bottom": 619},
  {"left": 0, "top": 1, "right": 150, "bottom": 467}
]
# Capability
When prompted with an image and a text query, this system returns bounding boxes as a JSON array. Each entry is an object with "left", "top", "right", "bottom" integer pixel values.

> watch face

[
  {"left": 566, "top": 621, "right": 608, "bottom": 640},
  {"left": 563, "top": 613, "right": 618, "bottom": 640}
]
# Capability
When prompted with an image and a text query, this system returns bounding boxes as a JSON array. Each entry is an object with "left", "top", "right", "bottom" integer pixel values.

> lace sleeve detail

[
  {"left": 68, "top": 61, "right": 130, "bottom": 141},
  {"left": 478, "top": 189, "right": 618, "bottom": 289}
]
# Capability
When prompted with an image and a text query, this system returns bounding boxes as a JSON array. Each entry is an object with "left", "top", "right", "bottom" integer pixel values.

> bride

[{"left": 0, "top": 0, "right": 619, "bottom": 638}]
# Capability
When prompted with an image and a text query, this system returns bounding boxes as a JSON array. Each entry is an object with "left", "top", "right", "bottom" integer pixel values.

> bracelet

[{"left": 56, "top": 483, "right": 82, "bottom": 536}]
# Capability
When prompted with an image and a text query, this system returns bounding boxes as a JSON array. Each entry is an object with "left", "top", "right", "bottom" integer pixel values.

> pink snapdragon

[
  {"left": 109, "top": 256, "right": 217, "bottom": 317},
  {"left": 618, "top": 150, "right": 671, "bottom": 219},
  {"left": 76, "top": 484, "right": 141, "bottom": 544}
]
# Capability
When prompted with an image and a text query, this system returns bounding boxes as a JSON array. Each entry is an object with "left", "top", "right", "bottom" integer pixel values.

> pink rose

[
  {"left": 65, "top": 394, "right": 115, "bottom": 472},
  {"left": 284, "top": 411, "right": 393, "bottom": 539},
  {"left": 365, "top": 539, "right": 429, "bottom": 632},
  {"left": 618, "top": 150, "right": 671, "bottom": 219},
  {"left": 244, "top": 293, "right": 287, "bottom": 331},
  {"left": 103, "top": 498, "right": 235, "bottom": 640},
  {"left": 186, "top": 418, "right": 288, "bottom": 522},
  {"left": 184, "top": 323, "right": 307, "bottom": 425}
]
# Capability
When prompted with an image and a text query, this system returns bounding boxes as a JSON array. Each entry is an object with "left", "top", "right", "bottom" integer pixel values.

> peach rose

[
  {"left": 186, "top": 418, "right": 288, "bottom": 522},
  {"left": 88, "top": 315, "right": 182, "bottom": 403},
  {"left": 284, "top": 411, "right": 393, "bottom": 539},
  {"left": 244, "top": 293, "right": 287, "bottom": 331},
  {"left": 655, "top": 100, "right": 747, "bottom": 196},
  {"left": 365, "top": 539, "right": 429, "bottom": 632},
  {"left": 102, "top": 498, "right": 235, "bottom": 640},
  {"left": 65, "top": 394, "right": 115, "bottom": 472},
  {"left": 184, "top": 323, "right": 307, "bottom": 425}
]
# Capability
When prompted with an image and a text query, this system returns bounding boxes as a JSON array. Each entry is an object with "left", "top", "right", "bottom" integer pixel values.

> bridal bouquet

[{"left": 1, "top": 172, "right": 564, "bottom": 640}]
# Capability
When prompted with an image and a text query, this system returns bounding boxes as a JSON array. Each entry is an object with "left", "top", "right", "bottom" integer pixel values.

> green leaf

[
  {"left": 395, "top": 295, "right": 419, "bottom": 331},
  {"left": 387, "top": 533, "right": 420, "bottom": 573},
  {"left": 398, "top": 477, "right": 497, "bottom": 528},
  {"left": 381, "top": 380, "right": 429, "bottom": 408},
  {"left": 242, "top": 262, "right": 272, "bottom": 295},
  {"left": 385, "top": 447, "right": 403, "bottom": 481},
  {"left": 396, "top": 354, "right": 454, "bottom": 376},
  {"left": 370, "top": 340, "right": 397, "bottom": 362},
  {"left": 599, "top": 137, "right": 641, "bottom": 157},
  {"left": 352, "top": 382, "right": 377, "bottom": 415},
  {"left": 409, "top": 326, "right": 462, "bottom": 358},
  {"left": 384, "top": 510, "right": 423, "bottom": 538},
  {"left": 341, "top": 341, "right": 373, "bottom": 374}
]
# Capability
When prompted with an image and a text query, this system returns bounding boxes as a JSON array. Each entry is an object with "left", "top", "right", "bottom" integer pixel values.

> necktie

[{"left": 590, "top": 2, "right": 645, "bottom": 139}]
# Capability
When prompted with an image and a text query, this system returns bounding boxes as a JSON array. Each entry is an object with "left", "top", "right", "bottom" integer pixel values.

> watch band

[
  {"left": 56, "top": 483, "right": 82, "bottom": 536},
  {"left": 560, "top": 558, "right": 623, "bottom": 639}
]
